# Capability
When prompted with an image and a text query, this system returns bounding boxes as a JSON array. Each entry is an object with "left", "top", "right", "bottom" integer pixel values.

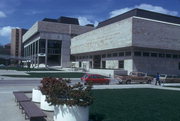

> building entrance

[{"left": 93, "top": 55, "right": 101, "bottom": 69}]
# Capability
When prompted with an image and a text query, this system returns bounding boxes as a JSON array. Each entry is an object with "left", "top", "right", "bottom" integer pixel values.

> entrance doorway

[
  {"left": 93, "top": 55, "right": 101, "bottom": 69},
  {"left": 119, "top": 60, "right": 124, "bottom": 69},
  {"left": 102, "top": 61, "right": 106, "bottom": 69}
]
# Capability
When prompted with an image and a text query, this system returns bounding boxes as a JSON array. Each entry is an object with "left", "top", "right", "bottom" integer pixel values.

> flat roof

[{"left": 97, "top": 8, "right": 180, "bottom": 28}]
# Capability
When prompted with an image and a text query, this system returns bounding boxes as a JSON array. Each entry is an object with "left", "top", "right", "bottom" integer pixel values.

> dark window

[
  {"left": 119, "top": 61, "right": 124, "bottom": 68},
  {"left": 134, "top": 51, "right": 141, "bottom": 56},
  {"left": 89, "top": 61, "right": 92, "bottom": 68},
  {"left": 166, "top": 54, "right": 172, "bottom": 58},
  {"left": 151, "top": 53, "right": 157, "bottom": 57},
  {"left": 107, "top": 54, "right": 112, "bottom": 57},
  {"left": 159, "top": 53, "right": 165, "bottom": 58},
  {"left": 173, "top": 54, "right": 178, "bottom": 59},
  {"left": 119, "top": 52, "right": 124, "bottom": 56},
  {"left": 89, "top": 55, "right": 92, "bottom": 59},
  {"left": 113, "top": 53, "right": 118, "bottom": 57},
  {"left": 125, "top": 51, "right": 131, "bottom": 56},
  {"left": 79, "top": 62, "right": 81, "bottom": 67},
  {"left": 102, "top": 54, "right": 106, "bottom": 58},
  {"left": 79, "top": 56, "right": 82, "bottom": 59},
  {"left": 143, "top": 52, "right": 149, "bottom": 57},
  {"left": 179, "top": 63, "right": 180, "bottom": 70}
]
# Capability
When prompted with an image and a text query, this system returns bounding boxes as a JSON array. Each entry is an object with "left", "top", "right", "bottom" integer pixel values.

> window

[
  {"left": 89, "top": 55, "right": 92, "bottom": 59},
  {"left": 113, "top": 53, "right": 118, "bottom": 57},
  {"left": 173, "top": 54, "right": 178, "bottom": 59},
  {"left": 125, "top": 51, "right": 131, "bottom": 56},
  {"left": 143, "top": 52, "right": 149, "bottom": 57},
  {"left": 119, "top": 61, "right": 124, "bottom": 68},
  {"left": 159, "top": 53, "right": 165, "bottom": 58},
  {"left": 166, "top": 54, "right": 171, "bottom": 58},
  {"left": 151, "top": 53, "right": 157, "bottom": 57},
  {"left": 79, "top": 62, "right": 81, "bottom": 67},
  {"left": 102, "top": 61, "right": 106, "bottom": 69},
  {"left": 119, "top": 52, "right": 124, "bottom": 56},
  {"left": 179, "top": 63, "right": 180, "bottom": 70},
  {"left": 134, "top": 51, "right": 141, "bottom": 56},
  {"left": 107, "top": 54, "right": 112, "bottom": 57},
  {"left": 102, "top": 54, "right": 106, "bottom": 58}
]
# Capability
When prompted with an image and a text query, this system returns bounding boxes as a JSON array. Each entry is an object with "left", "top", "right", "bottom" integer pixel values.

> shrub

[{"left": 40, "top": 77, "right": 93, "bottom": 107}]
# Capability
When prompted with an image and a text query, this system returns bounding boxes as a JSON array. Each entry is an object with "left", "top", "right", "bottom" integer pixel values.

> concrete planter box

[
  {"left": 40, "top": 94, "right": 54, "bottom": 111},
  {"left": 54, "top": 105, "right": 89, "bottom": 121},
  {"left": 32, "top": 88, "right": 42, "bottom": 103}
]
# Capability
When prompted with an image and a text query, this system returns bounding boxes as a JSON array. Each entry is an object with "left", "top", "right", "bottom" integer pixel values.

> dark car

[{"left": 81, "top": 73, "right": 110, "bottom": 85}]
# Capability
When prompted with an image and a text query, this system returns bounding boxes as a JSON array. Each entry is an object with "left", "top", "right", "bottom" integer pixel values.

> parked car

[
  {"left": 115, "top": 72, "right": 153, "bottom": 84},
  {"left": 164, "top": 75, "right": 180, "bottom": 83},
  {"left": 81, "top": 73, "right": 110, "bottom": 85}
]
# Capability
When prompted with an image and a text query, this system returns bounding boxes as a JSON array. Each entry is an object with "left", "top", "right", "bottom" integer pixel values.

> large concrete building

[
  {"left": 23, "top": 17, "right": 93, "bottom": 68},
  {"left": 71, "top": 9, "right": 180, "bottom": 75}
]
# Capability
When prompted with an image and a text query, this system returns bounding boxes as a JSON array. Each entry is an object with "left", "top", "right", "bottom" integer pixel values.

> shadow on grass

[{"left": 89, "top": 113, "right": 105, "bottom": 121}]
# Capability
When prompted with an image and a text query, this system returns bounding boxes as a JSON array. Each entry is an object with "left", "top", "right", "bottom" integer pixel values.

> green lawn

[
  {"left": 3, "top": 72, "right": 85, "bottom": 78},
  {"left": 0, "top": 67, "right": 61, "bottom": 71},
  {"left": 90, "top": 89, "right": 180, "bottom": 121}
]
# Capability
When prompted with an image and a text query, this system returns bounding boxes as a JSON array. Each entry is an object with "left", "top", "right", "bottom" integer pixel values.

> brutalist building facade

[
  {"left": 23, "top": 17, "right": 94, "bottom": 68},
  {"left": 71, "top": 9, "right": 180, "bottom": 75}
]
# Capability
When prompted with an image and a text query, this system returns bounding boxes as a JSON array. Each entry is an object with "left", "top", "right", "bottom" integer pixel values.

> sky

[{"left": 0, "top": 0, "right": 180, "bottom": 45}]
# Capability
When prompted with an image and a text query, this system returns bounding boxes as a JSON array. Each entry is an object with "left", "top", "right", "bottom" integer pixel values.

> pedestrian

[{"left": 155, "top": 72, "right": 161, "bottom": 85}]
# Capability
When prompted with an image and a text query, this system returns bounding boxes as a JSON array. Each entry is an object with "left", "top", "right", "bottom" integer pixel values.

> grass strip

[{"left": 90, "top": 88, "right": 180, "bottom": 121}]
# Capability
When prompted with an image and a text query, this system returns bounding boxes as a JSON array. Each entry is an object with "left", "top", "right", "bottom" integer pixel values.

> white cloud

[
  {"left": 0, "top": 26, "right": 19, "bottom": 44},
  {"left": 0, "top": 11, "right": 6, "bottom": 18},
  {"left": 78, "top": 16, "right": 98, "bottom": 27},
  {"left": 0, "top": 26, "right": 13, "bottom": 37},
  {"left": 109, "top": 4, "right": 178, "bottom": 18},
  {"left": 110, "top": 8, "right": 132, "bottom": 18}
]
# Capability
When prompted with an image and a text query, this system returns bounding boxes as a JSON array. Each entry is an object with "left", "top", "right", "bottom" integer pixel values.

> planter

[
  {"left": 32, "top": 88, "right": 42, "bottom": 103},
  {"left": 40, "top": 94, "right": 54, "bottom": 111},
  {"left": 54, "top": 105, "right": 89, "bottom": 121}
]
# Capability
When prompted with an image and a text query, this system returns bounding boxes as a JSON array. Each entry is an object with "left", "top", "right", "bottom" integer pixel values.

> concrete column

[
  {"left": 34, "top": 42, "right": 36, "bottom": 66},
  {"left": 37, "top": 40, "right": 39, "bottom": 68},
  {"left": 45, "top": 39, "right": 48, "bottom": 68},
  {"left": 61, "top": 37, "right": 71, "bottom": 67}
]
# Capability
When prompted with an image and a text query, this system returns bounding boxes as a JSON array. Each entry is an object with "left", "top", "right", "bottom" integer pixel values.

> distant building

[
  {"left": 11, "top": 28, "right": 27, "bottom": 58},
  {"left": 71, "top": 9, "right": 180, "bottom": 75},
  {"left": 23, "top": 16, "right": 94, "bottom": 68},
  {"left": 0, "top": 43, "right": 11, "bottom": 65}
]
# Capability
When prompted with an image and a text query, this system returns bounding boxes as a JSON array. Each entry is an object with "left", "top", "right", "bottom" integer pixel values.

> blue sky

[{"left": 0, "top": 0, "right": 180, "bottom": 45}]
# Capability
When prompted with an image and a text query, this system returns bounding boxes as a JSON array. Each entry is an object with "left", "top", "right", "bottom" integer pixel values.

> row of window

[
  {"left": 134, "top": 51, "right": 180, "bottom": 59},
  {"left": 76, "top": 51, "right": 180, "bottom": 60}
]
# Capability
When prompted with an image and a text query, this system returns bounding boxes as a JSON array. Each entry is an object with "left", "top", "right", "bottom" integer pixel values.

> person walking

[{"left": 155, "top": 72, "right": 161, "bottom": 85}]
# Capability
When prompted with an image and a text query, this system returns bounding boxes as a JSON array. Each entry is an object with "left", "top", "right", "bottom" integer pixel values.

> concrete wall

[
  {"left": 23, "top": 21, "right": 94, "bottom": 43},
  {"left": 71, "top": 17, "right": 133, "bottom": 54},
  {"left": 132, "top": 17, "right": 180, "bottom": 51},
  {"left": 106, "top": 60, "right": 118, "bottom": 69},
  {"left": 38, "top": 21, "right": 93, "bottom": 35},
  {"left": 23, "top": 22, "right": 38, "bottom": 42},
  {"left": 133, "top": 57, "right": 180, "bottom": 75},
  {"left": 124, "top": 59, "right": 133, "bottom": 75}
]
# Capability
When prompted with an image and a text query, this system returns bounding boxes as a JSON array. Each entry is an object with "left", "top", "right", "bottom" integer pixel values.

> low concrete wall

[{"left": 89, "top": 69, "right": 127, "bottom": 77}]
